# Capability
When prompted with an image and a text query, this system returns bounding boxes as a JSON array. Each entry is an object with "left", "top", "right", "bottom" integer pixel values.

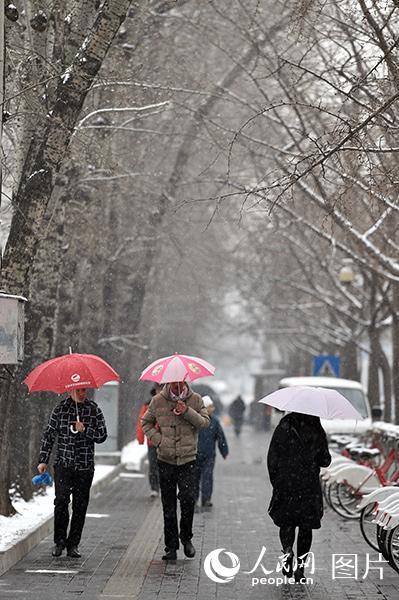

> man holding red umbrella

[
  {"left": 25, "top": 352, "right": 119, "bottom": 558},
  {"left": 37, "top": 387, "right": 107, "bottom": 558}
]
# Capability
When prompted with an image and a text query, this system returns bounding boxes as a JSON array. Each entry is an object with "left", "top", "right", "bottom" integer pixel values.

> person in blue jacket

[{"left": 196, "top": 396, "right": 229, "bottom": 508}]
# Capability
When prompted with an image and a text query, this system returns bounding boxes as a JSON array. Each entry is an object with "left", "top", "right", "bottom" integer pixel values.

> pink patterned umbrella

[{"left": 139, "top": 353, "right": 215, "bottom": 384}]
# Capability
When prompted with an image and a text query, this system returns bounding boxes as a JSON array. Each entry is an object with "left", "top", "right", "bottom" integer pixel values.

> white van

[{"left": 276, "top": 376, "right": 372, "bottom": 435}]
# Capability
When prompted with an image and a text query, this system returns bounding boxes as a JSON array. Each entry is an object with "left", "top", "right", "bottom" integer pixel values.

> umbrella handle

[{"left": 70, "top": 413, "right": 80, "bottom": 434}]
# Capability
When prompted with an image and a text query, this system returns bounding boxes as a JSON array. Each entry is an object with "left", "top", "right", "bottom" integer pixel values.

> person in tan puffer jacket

[{"left": 141, "top": 381, "right": 209, "bottom": 561}]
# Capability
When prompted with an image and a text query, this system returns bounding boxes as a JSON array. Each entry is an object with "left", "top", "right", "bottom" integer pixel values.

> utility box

[
  {"left": 0, "top": 293, "right": 27, "bottom": 364},
  {"left": 93, "top": 381, "right": 120, "bottom": 461}
]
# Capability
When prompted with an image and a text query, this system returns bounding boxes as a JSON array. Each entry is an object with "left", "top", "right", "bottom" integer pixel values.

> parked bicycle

[{"left": 321, "top": 423, "right": 399, "bottom": 574}]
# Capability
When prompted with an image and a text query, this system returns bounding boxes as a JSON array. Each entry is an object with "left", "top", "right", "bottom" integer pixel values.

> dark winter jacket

[
  {"left": 39, "top": 397, "right": 107, "bottom": 471},
  {"left": 229, "top": 397, "right": 246, "bottom": 421},
  {"left": 141, "top": 387, "right": 209, "bottom": 465},
  {"left": 267, "top": 413, "right": 331, "bottom": 529},
  {"left": 198, "top": 415, "right": 229, "bottom": 459}
]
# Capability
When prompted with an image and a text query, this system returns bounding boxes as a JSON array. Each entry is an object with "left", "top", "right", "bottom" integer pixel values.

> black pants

[
  {"left": 157, "top": 460, "right": 197, "bottom": 550},
  {"left": 148, "top": 446, "right": 160, "bottom": 492},
  {"left": 54, "top": 464, "right": 94, "bottom": 547},
  {"left": 195, "top": 454, "right": 215, "bottom": 503},
  {"left": 233, "top": 418, "right": 243, "bottom": 436},
  {"left": 279, "top": 526, "right": 313, "bottom": 563}
]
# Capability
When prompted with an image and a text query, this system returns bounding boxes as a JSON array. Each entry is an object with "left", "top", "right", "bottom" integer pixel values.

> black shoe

[
  {"left": 67, "top": 545, "right": 81, "bottom": 558},
  {"left": 183, "top": 540, "right": 196, "bottom": 558},
  {"left": 294, "top": 566, "right": 305, "bottom": 582},
  {"left": 52, "top": 543, "right": 65, "bottom": 557},
  {"left": 162, "top": 547, "right": 177, "bottom": 561},
  {"left": 202, "top": 500, "right": 213, "bottom": 508}
]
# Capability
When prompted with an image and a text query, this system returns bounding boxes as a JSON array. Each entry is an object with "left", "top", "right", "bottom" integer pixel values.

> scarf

[{"left": 166, "top": 383, "right": 189, "bottom": 401}]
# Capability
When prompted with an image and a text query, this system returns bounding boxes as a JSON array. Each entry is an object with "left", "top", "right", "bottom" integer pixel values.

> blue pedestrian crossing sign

[{"left": 312, "top": 355, "right": 341, "bottom": 377}]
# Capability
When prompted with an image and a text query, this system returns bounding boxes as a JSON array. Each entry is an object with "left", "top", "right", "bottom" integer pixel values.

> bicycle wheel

[
  {"left": 328, "top": 481, "right": 358, "bottom": 519},
  {"left": 327, "top": 480, "right": 342, "bottom": 512},
  {"left": 360, "top": 504, "right": 379, "bottom": 551},
  {"left": 336, "top": 482, "right": 362, "bottom": 519},
  {"left": 323, "top": 480, "right": 334, "bottom": 508},
  {"left": 376, "top": 525, "right": 391, "bottom": 561},
  {"left": 321, "top": 478, "right": 330, "bottom": 505},
  {"left": 387, "top": 525, "right": 399, "bottom": 573}
]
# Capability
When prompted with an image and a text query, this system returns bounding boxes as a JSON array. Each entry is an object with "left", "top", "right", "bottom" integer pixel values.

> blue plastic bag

[{"left": 31, "top": 472, "right": 53, "bottom": 486}]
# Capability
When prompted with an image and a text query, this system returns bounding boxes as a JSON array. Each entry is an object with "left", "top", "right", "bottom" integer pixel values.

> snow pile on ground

[
  {"left": 120, "top": 439, "right": 148, "bottom": 472},
  {"left": 0, "top": 439, "right": 149, "bottom": 552},
  {"left": 0, "top": 465, "right": 114, "bottom": 552}
]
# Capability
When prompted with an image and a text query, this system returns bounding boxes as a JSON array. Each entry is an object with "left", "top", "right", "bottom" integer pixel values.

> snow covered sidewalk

[
  {"left": 0, "top": 455, "right": 157, "bottom": 600},
  {"left": 0, "top": 439, "right": 147, "bottom": 576},
  {"left": 0, "top": 466, "right": 115, "bottom": 553}
]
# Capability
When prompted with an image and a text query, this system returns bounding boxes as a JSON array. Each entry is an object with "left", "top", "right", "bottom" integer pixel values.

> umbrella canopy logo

[
  {"left": 188, "top": 363, "right": 201, "bottom": 374},
  {"left": 71, "top": 373, "right": 81, "bottom": 383},
  {"left": 203, "top": 548, "right": 240, "bottom": 583},
  {"left": 152, "top": 365, "right": 164, "bottom": 376}
]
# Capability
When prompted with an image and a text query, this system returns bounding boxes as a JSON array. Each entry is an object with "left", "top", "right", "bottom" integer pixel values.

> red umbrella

[
  {"left": 24, "top": 353, "right": 120, "bottom": 434},
  {"left": 24, "top": 353, "right": 120, "bottom": 394}
]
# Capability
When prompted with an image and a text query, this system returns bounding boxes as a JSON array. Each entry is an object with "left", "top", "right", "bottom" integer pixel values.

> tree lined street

[{"left": 1, "top": 1, "right": 399, "bottom": 597}]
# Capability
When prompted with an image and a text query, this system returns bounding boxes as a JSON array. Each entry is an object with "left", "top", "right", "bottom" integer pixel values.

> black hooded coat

[{"left": 267, "top": 413, "right": 332, "bottom": 529}]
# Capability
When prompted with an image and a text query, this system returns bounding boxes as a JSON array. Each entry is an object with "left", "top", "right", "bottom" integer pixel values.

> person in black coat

[
  {"left": 267, "top": 412, "right": 331, "bottom": 580},
  {"left": 228, "top": 395, "right": 246, "bottom": 437}
]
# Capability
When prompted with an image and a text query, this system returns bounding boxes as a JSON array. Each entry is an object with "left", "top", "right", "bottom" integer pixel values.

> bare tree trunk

[
  {"left": 340, "top": 339, "right": 359, "bottom": 381},
  {"left": 0, "top": 0, "right": 132, "bottom": 516},
  {"left": 0, "top": 1, "right": 4, "bottom": 212},
  {"left": 1, "top": 0, "right": 132, "bottom": 294},
  {"left": 392, "top": 282, "right": 399, "bottom": 424},
  {"left": 377, "top": 339, "right": 392, "bottom": 422},
  {"left": 0, "top": 377, "right": 15, "bottom": 515},
  {"left": 11, "top": 191, "right": 67, "bottom": 501},
  {"left": 54, "top": 168, "right": 90, "bottom": 355},
  {"left": 367, "top": 329, "right": 380, "bottom": 413},
  {"left": 367, "top": 275, "right": 380, "bottom": 413}
]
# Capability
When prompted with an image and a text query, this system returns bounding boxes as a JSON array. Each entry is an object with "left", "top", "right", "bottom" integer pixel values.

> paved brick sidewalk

[
  {"left": 138, "top": 425, "right": 399, "bottom": 600},
  {"left": 0, "top": 470, "right": 162, "bottom": 600},
  {"left": 1, "top": 425, "right": 398, "bottom": 600}
]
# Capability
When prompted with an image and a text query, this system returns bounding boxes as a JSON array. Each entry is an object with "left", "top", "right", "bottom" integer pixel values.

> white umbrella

[{"left": 258, "top": 386, "right": 363, "bottom": 420}]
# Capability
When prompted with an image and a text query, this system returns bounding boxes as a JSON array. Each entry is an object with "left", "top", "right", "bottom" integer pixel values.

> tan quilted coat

[{"left": 141, "top": 388, "right": 210, "bottom": 465}]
